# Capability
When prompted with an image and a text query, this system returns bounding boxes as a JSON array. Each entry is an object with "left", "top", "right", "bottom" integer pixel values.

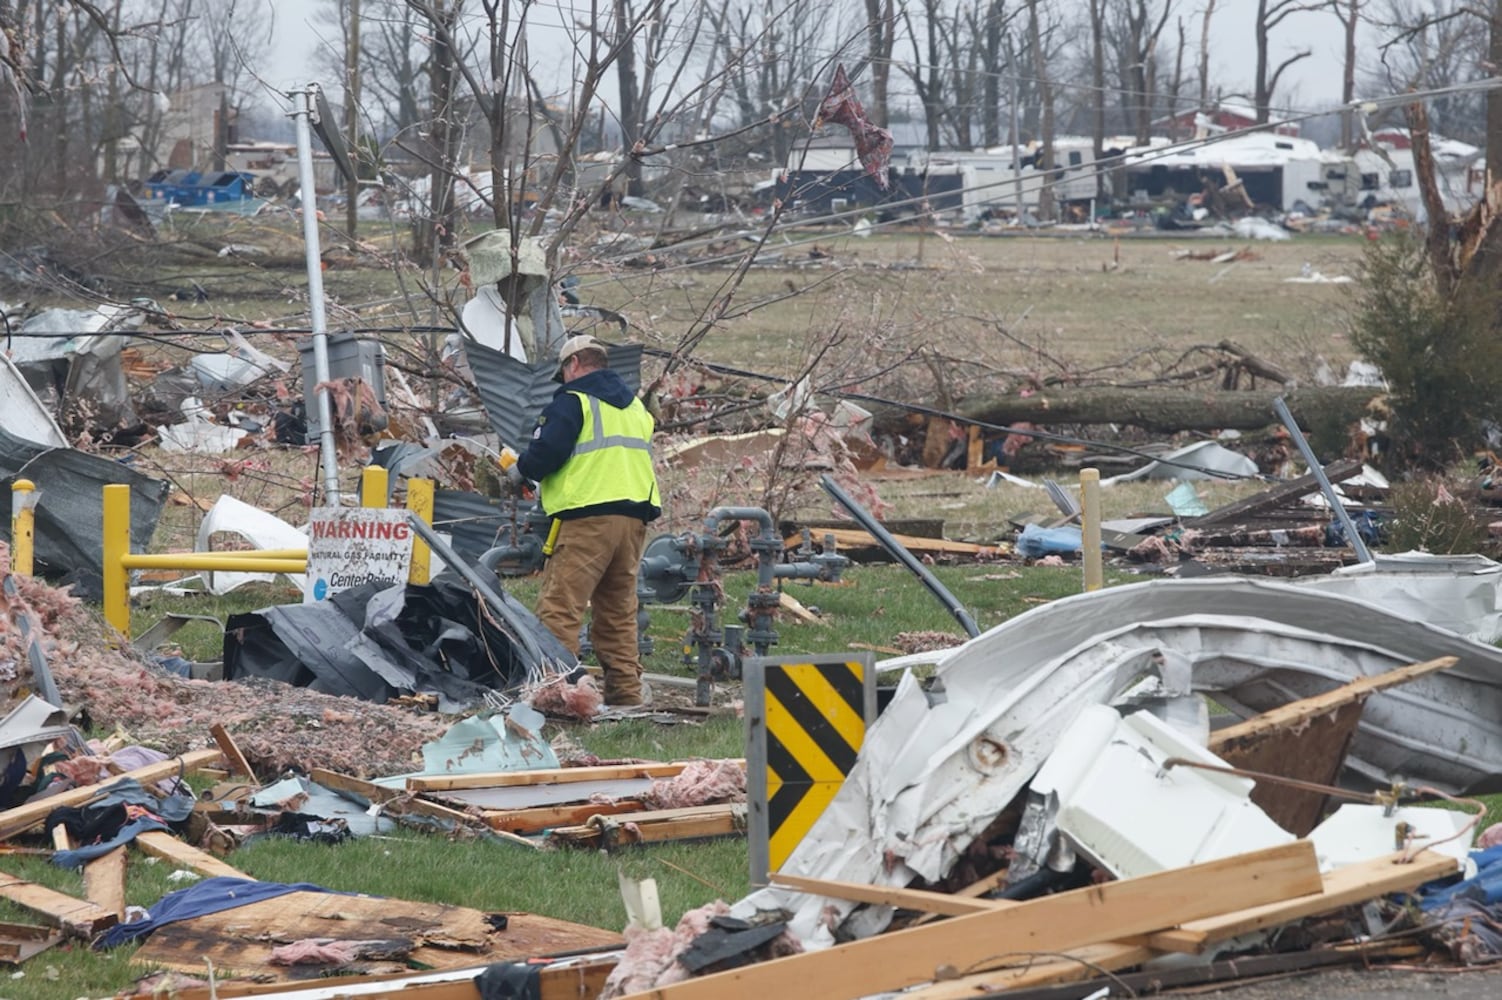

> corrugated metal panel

[
  {"left": 432, "top": 490, "right": 525, "bottom": 563},
  {"left": 463, "top": 340, "right": 643, "bottom": 448}
]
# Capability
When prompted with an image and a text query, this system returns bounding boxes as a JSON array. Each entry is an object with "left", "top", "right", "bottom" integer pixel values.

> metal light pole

[{"left": 289, "top": 84, "right": 342, "bottom": 505}]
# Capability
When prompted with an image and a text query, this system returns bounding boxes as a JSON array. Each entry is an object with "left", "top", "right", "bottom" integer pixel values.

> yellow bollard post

[
  {"left": 406, "top": 477, "right": 434, "bottom": 584},
  {"left": 9, "top": 479, "right": 36, "bottom": 577},
  {"left": 361, "top": 466, "right": 389, "bottom": 509},
  {"left": 1081, "top": 467, "right": 1103, "bottom": 593},
  {"left": 102, "top": 484, "right": 132, "bottom": 636}
]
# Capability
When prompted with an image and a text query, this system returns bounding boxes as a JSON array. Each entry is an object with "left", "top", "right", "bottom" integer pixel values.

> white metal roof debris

[{"left": 738, "top": 575, "right": 1502, "bottom": 946}]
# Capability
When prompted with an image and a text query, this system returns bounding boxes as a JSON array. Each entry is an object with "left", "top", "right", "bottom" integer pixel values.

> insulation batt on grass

[
  {"left": 644, "top": 758, "right": 746, "bottom": 809},
  {"left": 6, "top": 563, "right": 452, "bottom": 777}
]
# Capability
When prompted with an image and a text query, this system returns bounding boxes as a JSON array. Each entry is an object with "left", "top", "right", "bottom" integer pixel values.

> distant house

[
  {"left": 150, "top": 83, "right": 238, "bottom": 174},
  {"left": 1153, "top": 103, "right": 1301, "bottom": 141}
]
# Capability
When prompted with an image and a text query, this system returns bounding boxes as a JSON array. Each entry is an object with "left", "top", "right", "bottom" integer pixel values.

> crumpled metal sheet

[
  {"left": 739, "top": 576, "right": 1502, "bottom": 946},
  {"left": 1295, "top": 552, "right": 1502, "bottom": 644},
  {"left": 464, "top": 339, "right": 643, "bottom": 449},
  {"left": 222, "top": 573, "right": 573, "bottom": 712},
  {"left": 0, "top": 431, "right": 166, "bottom": 597}
]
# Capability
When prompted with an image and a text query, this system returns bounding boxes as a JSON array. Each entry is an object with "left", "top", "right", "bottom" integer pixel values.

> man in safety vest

[{"left": 512, "top": 335, "right": 662, "bottom": 706}]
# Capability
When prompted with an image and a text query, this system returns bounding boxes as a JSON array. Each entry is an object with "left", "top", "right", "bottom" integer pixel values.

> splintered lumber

[
  {"left": 906, "top": 848, "right": 1459, "bottom": 998},
  {"left": 1208, "top": 657, "right": 1459, "bottom": 835},
  {"left": 784, "top": 528, "right": 1001, "bottom": 557},
  {"left": 404, "top": 760, "right": 744, "bottom": 794},
  {"left": 209, "top": 723, "right": 258, "bottom": 783},
  {"left": 777, "top": 591, "right": 822, "bottom": 623},
  {"left": 0, "top": 748, "right": 223, "bottom": 841},
  {"left": 83, "top": 847, "right": 127, "bottom": 919},
  {"left": 485, "top": 799, "right": 646, "bottom": 835},
  {"left": 1209, "top": 657, "right": 1459, "bottom": 749},
  {"left": 135, "top": 831, "right": 254, "bottom": 880},
  {"left": 310, "top": 768, "right": 539, "bottom": 849},
  {"left": 770, "top": 873, "right": 1001, "bottom": 918},
  {"left": 1184, "top": 457, "right": 1363, "bottom": 528},
  {"left": 549, "top": 803, "right": 746, "bottom": 847},
  {"left": 130, "top": 889, "right": 622, "bottom": 982},
  {"left": 0, "top": 869, "right": 118, "bottom": 937},
  {"left": 0, "top": 920, "right": 64, "bottom": 964},
  {"left": 615, "top": 841, "right": 1321, "bottom": 998},
  {"left": 1144, "top": 848, "right": 1459, "bottom": 953}
]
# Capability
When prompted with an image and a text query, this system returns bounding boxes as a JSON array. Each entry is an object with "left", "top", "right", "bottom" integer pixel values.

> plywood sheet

[{"left": 131, "top": 890, "right": 621, "bottom": 982}]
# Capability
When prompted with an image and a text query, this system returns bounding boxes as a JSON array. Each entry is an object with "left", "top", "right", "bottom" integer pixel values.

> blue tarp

[{"left": 95, "top": 877, "right": 348, "bottom": 948}]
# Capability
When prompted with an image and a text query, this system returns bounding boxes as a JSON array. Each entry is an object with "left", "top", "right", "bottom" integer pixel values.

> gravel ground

[{"left": 1161, "top": 966, "right": 1502, "bottom": 998}]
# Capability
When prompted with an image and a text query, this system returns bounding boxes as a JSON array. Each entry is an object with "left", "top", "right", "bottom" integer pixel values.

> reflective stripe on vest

[{"left": 539, "top": 391, "right": 657, "bottom": 516}]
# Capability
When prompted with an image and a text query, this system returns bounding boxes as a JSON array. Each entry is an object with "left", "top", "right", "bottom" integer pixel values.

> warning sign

[
  {"left": 746, "top": 654, "right": 876, "bottom": 884},
  {"left": 305, "top": 507, "right": 413, "bottom": 602}
]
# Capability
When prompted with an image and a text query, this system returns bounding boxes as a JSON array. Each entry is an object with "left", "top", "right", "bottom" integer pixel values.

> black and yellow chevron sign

[{"left": 746, "top": 654, "right": 876, "bottom": 883}]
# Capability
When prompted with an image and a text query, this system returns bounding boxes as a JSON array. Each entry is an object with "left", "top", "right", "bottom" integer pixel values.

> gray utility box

[{"left": 297, "top": 333, "right": 387, "bottom": 437}]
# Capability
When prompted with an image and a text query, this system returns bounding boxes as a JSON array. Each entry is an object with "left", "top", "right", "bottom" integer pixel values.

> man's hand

[{"left": 503, "top": 462, "right": 526, "bottom": 493}]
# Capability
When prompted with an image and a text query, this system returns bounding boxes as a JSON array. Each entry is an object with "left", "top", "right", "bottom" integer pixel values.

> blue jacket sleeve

[{"left": 515, "top": 392, "right": 584, "bottom": 482}]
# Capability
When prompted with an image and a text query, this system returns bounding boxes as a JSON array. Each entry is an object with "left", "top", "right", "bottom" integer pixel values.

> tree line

[{"left": 0, "top": 1, "right": 1494, "bottom": 257}]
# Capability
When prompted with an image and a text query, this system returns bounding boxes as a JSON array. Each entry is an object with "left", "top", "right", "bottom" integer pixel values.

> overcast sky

[{"left": 254, "top": 1, "right": 1363, "bottom": 120}]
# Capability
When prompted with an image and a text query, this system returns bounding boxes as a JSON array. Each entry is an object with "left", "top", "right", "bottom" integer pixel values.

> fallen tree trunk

[{"left": 871, "top": 385, "right": 1382, "bottom": 435}]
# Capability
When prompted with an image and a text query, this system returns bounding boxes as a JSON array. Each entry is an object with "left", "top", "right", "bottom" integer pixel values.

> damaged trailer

[{"left": 738, "top": 575, "right": 1502, "bottom": 945}]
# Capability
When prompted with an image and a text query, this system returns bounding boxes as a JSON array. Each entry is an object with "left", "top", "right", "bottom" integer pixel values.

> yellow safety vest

[{"left": 539, "top": 391, "right": 657, "bottom": 516}]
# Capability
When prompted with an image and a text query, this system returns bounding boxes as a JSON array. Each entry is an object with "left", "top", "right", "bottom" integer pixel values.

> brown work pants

[{"left": 535, "top": 515, "right": 648, "bottom": 704}]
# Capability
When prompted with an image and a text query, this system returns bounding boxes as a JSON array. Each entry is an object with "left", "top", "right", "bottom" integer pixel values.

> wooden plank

[
  {"left": 50, "top": 825, "right": 71, "bottom": 851},
  {"left": 1184, "top": 458, "right": 1363, "bottom": 528},
  {"left": 785, "top": 528, "right": 1000, "bottom": 557},
  {"left": 135, "top": 831, "right": 255, "bottom": 880},
  {"left": 1144, "top": 848, "right": 1459, "bottom": 953},
  {"left": 0, "top": 748, "right": 223, "bottom": 841},
  {"left": 770, "top": 873, "right": 1001, "bottom": 918},
  {"left": 0, "top": 870, "right": 118, "bottom": 937},
  {"left": 405, "top": 760, "right": 743, "bottom": 793},
  {"left": 83, "top": 846, "right": 127, "bottom": 919},
  {"left": 615, "top": 841, "right": 1322, "bottom": 999},
  {"left": 311, "top": 769, "right": 540, "bottom": 850},
  {"left": 777, "top": 591, "right": 821, "bottom": 624},
  {"left": 484, "top": 800, "right": 646, "bottom": 835},
  {"left": 210, "top": 723, "right": 259, "bottom": 783},
  {"left": 1209, "top": 656, "right": 1458, "bottom": 749},
  {"left": 548, "top": 804, "right": 745, "bottom": 847}
]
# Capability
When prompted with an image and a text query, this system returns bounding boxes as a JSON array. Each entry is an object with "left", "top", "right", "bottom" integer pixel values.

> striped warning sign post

[{"left": 746, "top": 653, "right": 876, "bottom": 884}]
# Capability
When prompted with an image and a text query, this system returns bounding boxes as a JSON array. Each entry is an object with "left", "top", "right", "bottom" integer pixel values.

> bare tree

[
  {"left": 1252, "top": 0, "right": 1313, "bottom": 123},
  {"left": 863, "top": 0, "right": 896, "bottom": 125}
]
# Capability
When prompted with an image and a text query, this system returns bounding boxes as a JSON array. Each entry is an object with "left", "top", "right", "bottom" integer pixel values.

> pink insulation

[
  {"left": 645, "top": 758, "right": 745, "bottom": 809},
  {"left": 527, "top": 673, "right": 604, "bottom": 719},
  {"left": 599, "top": 900, "right": 730, "bottom": 998}
]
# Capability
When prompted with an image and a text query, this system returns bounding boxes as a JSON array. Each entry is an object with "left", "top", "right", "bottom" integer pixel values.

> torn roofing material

[
  {"left": 464, "top": 338, "right": 643, "bottom": 449},
  {"left": 222, "top": 574, "right": 574, "bottom": 712},
  {"left": 741, "top": 575, "right": 1502, "bottom": 945},
  {"left": 0, "top": 434, "right": 165, "bottom": 598}
]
